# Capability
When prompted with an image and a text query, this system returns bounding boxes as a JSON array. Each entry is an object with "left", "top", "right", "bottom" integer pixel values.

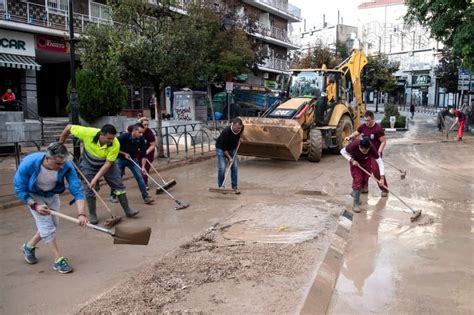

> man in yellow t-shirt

[{"left": 59, "top": 124, "right": 139, "bottom": 224}]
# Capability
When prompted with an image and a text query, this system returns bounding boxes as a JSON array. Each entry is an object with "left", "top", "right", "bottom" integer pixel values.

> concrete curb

[
  {"left": 299, "top": 209, "right": 353, "bottom": 315},
  {"left": 0, "top": 153, "right": 215, "bottom": 210}
]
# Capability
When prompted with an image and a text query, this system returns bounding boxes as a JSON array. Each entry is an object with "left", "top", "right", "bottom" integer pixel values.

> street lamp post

[{"left": 68, "top": 0, "right": 80, "bottom": 161}]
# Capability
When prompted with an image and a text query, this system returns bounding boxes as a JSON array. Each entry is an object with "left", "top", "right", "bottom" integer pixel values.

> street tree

[
  {"left": 184, "top": 5, "right": 255, "bottom": 126},
  {"left": 67, "top": 69, "right": 128, "bottom": 123},
  {"left": 404, "top": 0, "right": 474, "bottom": 71},
  {"left": 363, "top": 54, "right": 400, "bottom": 112},
  {"left": 293, "top": 41, "right": 350, "bottom": 70},
  {"left": 293, "top": 45, "right": 339, "bottom": 69},
  {"left": 79, "top": 1, "right": 258, "bottom": 153},
  {"left": 435, "top": 49, "right": 460, "bottom": 94}
]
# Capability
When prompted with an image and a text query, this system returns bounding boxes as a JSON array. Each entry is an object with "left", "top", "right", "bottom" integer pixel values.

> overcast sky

[{"left": 289, "top": 0, "right": 366, "bottom": 33}]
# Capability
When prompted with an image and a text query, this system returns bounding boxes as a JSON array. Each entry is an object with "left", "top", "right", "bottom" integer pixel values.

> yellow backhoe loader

[{"left": 239, "top": 49, "right": 368, "bottom": 162}]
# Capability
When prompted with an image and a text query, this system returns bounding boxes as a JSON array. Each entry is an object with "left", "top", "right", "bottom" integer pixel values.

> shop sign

[
  {"left": 36, "top": 35, "right": 67, "bottom": 53},
  {"left": 412, "top": 75, "right": 430, "bottom": 85},
  {"left": 0, "top": 29, "right": 35, "bottom": 57}
]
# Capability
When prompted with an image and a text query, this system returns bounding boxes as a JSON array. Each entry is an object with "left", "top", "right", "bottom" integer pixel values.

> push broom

[
  {"left": 357, "top": 164, "right": 422, "bottom": 222},
  {"left": 128, "top": 158, "right": 189, "bottom": 210},
  {"left": 145, "top": 160, "right": 177, "bottom": 195},
  {"left": 209, "top": 143, "right": 240, "bottom": 194},
  {"left": 384, "top": 160, "right": 407, "bottom": 180}
]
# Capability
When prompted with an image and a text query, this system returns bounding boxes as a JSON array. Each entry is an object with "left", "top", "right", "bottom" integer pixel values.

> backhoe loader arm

[{"left": 336, "top": 49, "right": 368, "bottom": 129}]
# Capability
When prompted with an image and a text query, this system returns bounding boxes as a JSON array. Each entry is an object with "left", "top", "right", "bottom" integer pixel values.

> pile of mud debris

[{"left": 78, "top": 221, "right": 336, "bottom": 314}]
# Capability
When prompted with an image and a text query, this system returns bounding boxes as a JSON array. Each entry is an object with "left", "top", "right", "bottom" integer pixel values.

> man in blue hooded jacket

[{"left": 14, "top": 143, "right": 87, "bottom": 274}]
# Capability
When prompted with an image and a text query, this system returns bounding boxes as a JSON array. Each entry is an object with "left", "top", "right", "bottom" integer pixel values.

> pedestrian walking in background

[
  {"left": 59, "top": 124, "right": 139, "bottom": 225},
  {"left": 340, "top": 137, "right": 386, "bottom": 213},
  {"left": 215, "top": 117, "right": 244, "bottom": 194},
  {"left": 448, "top": 107, "right": 467, "bottom": 141},
  {"left": 127, "top": 117, "right": 156, "bottom": 190},
  {"left": 13, "top": 143, "right": 87, "bottom": 274},
  {"left": 110, "top": 123, "right": 154, "bottom": 204},
  {"left": 410, "top": 103, "right": 415, "bottom": 119},
  {"left": 345, "top": 110, "right": 388, "bottom": 196}
]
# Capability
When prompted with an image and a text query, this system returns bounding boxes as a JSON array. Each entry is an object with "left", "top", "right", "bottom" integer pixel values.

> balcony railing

[
  {"left": 90, "top": 2, "right": 112, "bottom": 22},
  {"left": 261, "top": 56, "right": 289, "bottom": 71},
  {"left": 253, "top": 21, "right": 291, "bottom": 44},
  {"left": 1, "top": 0, "right": 113, "bottom": 34},
  {"left": 249, "top": 0, "right": 301, "bottom": 20}
]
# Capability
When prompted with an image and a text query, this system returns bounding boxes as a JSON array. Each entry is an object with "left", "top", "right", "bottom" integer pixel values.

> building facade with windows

[
  {"left": 1, "top": 0, "right": 301, "bottom": 117},
  {"left": 1, "top": 0, "right": 111, "bottom": 117},
  {"left": 357, "top": 0, "right": 447, "bottom": 107}
]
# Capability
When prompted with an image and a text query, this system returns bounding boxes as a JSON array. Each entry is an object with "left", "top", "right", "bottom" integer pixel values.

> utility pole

[{"left": 68, "top": 0, "right": 80, "bottom": 161}]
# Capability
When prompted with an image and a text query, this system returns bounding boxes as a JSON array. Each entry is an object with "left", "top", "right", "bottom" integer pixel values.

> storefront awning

[{"left": 0, "top": 53, "right": 41, "bottom": 71}]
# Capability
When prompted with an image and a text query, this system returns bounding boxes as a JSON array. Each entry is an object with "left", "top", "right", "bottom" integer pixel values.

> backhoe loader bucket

[{"left": 239, "top": 117, "right": 303, "bottom": 161}]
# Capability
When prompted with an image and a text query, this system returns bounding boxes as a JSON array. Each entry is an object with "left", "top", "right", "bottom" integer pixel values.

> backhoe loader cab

[{"left": 238, "top": 49, "right": 368, "bottom": 162}]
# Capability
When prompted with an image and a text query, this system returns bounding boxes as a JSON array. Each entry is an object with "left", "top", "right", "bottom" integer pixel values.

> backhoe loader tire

[
  {"left": 308, "top": 129, "right": 323, "bottom": 162},
  {"left": 331, "top": 115, "right": 353, "bottom": 154}
]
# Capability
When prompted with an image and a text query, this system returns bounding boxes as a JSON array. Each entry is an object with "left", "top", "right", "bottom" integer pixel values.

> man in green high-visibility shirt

[{"left": 59, "top": 124, "right": 139, "bottom": 224}]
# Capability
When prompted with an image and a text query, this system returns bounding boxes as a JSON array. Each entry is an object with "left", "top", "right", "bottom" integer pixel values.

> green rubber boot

[
  {"left": 117, "top": 193, "right": 140, "bottom": 218},
  {"left": 352, "top": 190, "right": 361, "bottom": 213},
  {"left": 86, "top": 196, "right": 98, "bottom": 225}
]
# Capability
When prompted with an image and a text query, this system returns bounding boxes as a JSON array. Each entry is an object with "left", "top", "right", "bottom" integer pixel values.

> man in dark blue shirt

[
  {"left": 215, "top": 118, "right": 244, "bottom": 194},
  {"left": 111, "top": 123, "right": 154, "bottom": 204}
]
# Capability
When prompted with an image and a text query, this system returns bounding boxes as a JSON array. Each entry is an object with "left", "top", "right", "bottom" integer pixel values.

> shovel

[
  {"left": 384, "top": 160, "right": 407, "bottom": 180},
  {"left": 145, "top": 160, "right": 177, "bottom": 195},
  {"left": 49, "top": 211, "right": 151, "bottom": 245},
  {"left": 356, "top": 164, "right": 422, "bottom": 222}
]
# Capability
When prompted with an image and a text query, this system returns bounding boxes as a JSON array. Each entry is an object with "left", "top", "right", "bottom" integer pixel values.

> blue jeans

[
  {"left": 216, "top": 148, "right": 238, "bottom": 189},
  {"left": 117, "top": 158, "right": 148, "bottom": 197}
]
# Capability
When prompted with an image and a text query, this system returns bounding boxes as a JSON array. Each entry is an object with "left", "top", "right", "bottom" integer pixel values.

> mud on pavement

[{"left": 78, "top": 197, "right": 344, "bottom": 314}]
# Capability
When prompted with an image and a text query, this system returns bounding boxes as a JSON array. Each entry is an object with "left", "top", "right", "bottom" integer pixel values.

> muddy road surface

[
  {"left": 327, "top": 115, "right": 473, "bottom": 314},
  {"left": 1, "top": 113, "right": 472, "bottom": 314}
]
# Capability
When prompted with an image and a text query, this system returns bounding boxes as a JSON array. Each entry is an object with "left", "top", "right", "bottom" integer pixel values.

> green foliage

[
  {"left": 435, "top": 49, "right": 460, "bottom": 93},
  {"left": 293, "top": 41, "right": 351, "bottom": 69},
  {"left": 67, "top": 69, "right": 127, "bottom": 123},
  {"left": 383, "top": 103, "right": 400, "bottom": 117},
  {"left": 404, "top": 0, "right": 474, "bottom": 72},
  {"left": 80, "top": 1, "right": 257, "bottom": 93},
  {"left": 184, "top": 3, "right": 256, "bottom": 85},
  {"left": 380, "top": 103, "right": 406, "bottom": 128},
  {"left": 381, "top": 115, "right": 406, "bottom": 128},
  {"left": 363, "top": 54, "right": 399, "bottom": 93}
]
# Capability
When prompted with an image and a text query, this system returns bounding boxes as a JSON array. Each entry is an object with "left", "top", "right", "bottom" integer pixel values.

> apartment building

[
  {"left": 357, "top": 0, "right": 446, "bottom": 107},
  {"left": 0, "top": 0, "right": 300, "bottom": 117},
  {"left": 0, "top": 0, "right": 111, "bottom": 117},
  {"left": 232, "top": 0, "right": 301, "bottom": 90}
]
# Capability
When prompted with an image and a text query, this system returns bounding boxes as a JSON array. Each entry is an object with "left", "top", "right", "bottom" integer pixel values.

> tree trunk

[
  {"left": 375, "top": 90, "right": 379, "bottom": 113},
  {"left": 153, "top": 81, "right": 165, "bottom": 158},
  {"left": 207, "top": 84, "right": 217, "bottom": 132}
]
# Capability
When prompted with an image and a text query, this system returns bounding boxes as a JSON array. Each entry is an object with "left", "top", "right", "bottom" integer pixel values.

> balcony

[
  {"left": 242, "top": 0, "right": 302, "bottom": 22},
  {"left": 90, "top": 2, "right": 112, "bottom": 23},
  {"left": 1, "top": 0, "right": 112, "bottom": 35},
  {"left": 259, "top": 56, "right": 289, "bottom": 73},
  {"left": 246, "top": 20, "right": 299, "bottom": 49}
]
